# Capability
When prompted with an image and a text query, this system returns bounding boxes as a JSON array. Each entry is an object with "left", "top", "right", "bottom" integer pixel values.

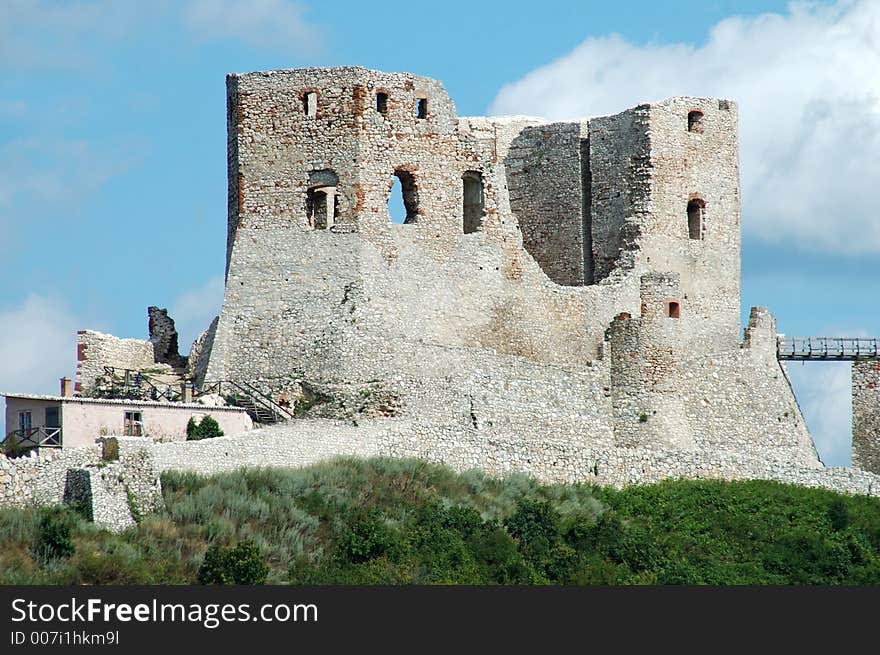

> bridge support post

[{"left": 852, "top": 361, "right": 880, "bottom": 474}]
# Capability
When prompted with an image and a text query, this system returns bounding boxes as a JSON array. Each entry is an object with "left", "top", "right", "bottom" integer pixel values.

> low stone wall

[
  {"left": 0, "top": 438, "right": 163, "bottom": 533},
  {"left": 0, "top": 446, "right": 102, "bottom": 507},
  {"left": 142, "top": 419, "right": 880, "bottom": 498}
]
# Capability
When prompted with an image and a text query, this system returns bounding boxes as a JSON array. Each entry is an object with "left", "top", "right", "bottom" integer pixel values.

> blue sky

[{"left": 2, "top": 0, "right": 878, "bottom": 465}]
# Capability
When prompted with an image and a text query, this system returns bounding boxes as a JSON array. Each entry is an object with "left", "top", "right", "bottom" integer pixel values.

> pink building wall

[{"left": 4, "top": 395, "right": 253, "bottom": 449}]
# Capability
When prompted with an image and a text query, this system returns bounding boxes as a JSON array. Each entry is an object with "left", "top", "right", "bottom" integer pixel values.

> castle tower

[
  {"left": 853, "top": 361, "right": 880, "bottom": 473},
  {"left": 609, "top": 272, "right": 693, "bottom": 449}
]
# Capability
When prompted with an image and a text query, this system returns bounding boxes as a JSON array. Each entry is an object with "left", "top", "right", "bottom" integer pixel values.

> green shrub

[
  {"left": 5, "top": 459, "right": 880, "bottom": 585},
  {"left": 198, "top": 539, "right": 269, "bottom": 585},
  {"left": 3, "top": 432, "right": 32, "bottom": 458},
  {"left": 186, "top": 415, "right": 224, "bottom": 441},
  {"left": 36, "top": 509, "right": 75, "bottom": 561}
]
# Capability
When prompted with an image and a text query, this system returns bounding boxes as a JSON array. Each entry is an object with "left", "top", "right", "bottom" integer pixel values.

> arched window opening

[
  {"left": 376, "top": 92, "right": 388, "bottom": 115},
  {"left": 306, "top": 169, "right": 339, "bottom": 230},
  {"left": 687, "top": 110, "right": 704, "bottom": 133},
  {"left": 462, "top": 171, "right": 484, "bottom": 234},
  {"left": 667, "top": 301, "right": 681, "bottom": 319},
  {"left": 388, "top": 169, "right": 419, "bottom": 224},
  {"left": 416, "top": 98, "right": 428, "bottom": 119},
  {"left": 687, "top": 198, "right": 705, "bottom": 240},
  {"left": 303, "top": 92, "right": 318, "bottom": 118}
]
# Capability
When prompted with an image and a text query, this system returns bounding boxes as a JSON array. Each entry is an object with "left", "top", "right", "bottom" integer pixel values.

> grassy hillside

[{"left": 2, "top": 458, "right": 880, "bottom": 584}]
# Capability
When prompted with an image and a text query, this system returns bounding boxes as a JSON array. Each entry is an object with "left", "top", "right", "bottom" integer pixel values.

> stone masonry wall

[
  {"left": 505, "top": 122, "right": 587, "bottom": 286},
  {"left": 588, "top": 106, "right": 650, "bottom": 283},
  {"left": 75, "top": 330, "right": 155, "bottom": 394},
  {"left": 853, "top": 361, "right": 880, "bottom": 474},
  {"left": 139, "top": 421, "right": 878, "bottom": 498},
  {"left": 0, "top": 438, "right": 163, "bottom": 534},
  {"left": 642, "top": 98, "right": 741, "bottom": 353}
]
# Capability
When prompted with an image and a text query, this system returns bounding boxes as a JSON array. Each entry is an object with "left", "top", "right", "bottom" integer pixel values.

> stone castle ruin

[{"left": 4, "top": 67, "right": 880, "bottom": 527}]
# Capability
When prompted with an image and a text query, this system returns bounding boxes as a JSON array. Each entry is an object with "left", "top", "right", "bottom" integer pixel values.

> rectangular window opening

[
  {"left": 124, "top": 411, "right": 143, "bottom": 437},
  {"left": 303, "top": 92, "right": 317, "bottom": 118},
  {"left": 416, "top": 98, "right": 428, "bottom": 119},
  {"left": 376, "top": 92, "right": 388, "bottom": 114},
  {"left": 18, "top": 411, "right": 32, "bottom": 433}
]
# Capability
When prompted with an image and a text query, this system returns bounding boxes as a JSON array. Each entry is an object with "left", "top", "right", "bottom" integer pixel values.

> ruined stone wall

[
  {"left": 0, "top": 439, "right": 162, "bottom": 533},
  {"left": 588, "top": 106, "right": 651, "bottom": 282},
  {"left": 75, "top": 330, "right": 155, "bottom": 394},
  {"left": 148, "top": 307, "right": 186, "bottom": 368},
  {"left": 0, "top": 446, "right": 101, "bottom": 507},
  {"left": 505, "top": 122, "right": 587, "bottom": 285},
  {"left": 186, "top": 316, "right": 218, "bottom": 387},
  {"left": 853, "top": 361, "right": 880, "bottom": 473}
]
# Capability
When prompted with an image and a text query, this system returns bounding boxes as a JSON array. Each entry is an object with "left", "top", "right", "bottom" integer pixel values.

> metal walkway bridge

[{"left": 777, "top": 337, "right": 880, "bottom": 361}]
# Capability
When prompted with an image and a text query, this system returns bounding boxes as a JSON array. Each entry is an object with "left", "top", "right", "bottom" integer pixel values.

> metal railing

[
  {"left": 100, "top": 366, "right": 186, "bottom": 401},
  {"left": 199, "top": 380, "right": 295, "bottom": 423},
  {"left": 3, "top": 427, "right": 62, "bottom": 451},
  {"left": 777, "top": 337, "right": 879, "bottom": 361}
]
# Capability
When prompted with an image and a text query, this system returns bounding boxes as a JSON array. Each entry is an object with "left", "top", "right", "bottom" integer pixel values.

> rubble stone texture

[{"left": 853, "top": 361, "right": 880, "bottom": 474}]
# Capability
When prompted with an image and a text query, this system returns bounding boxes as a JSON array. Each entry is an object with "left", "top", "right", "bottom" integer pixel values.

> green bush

[
  {"left": 186, "top": 415, "right": 224, "bottom": 441},
  {"left": 36, "top": 509, "right": 75, "bottom": 561},
  {"left": 3, "top": 432, "right": 32, "bottom": 458},
  {"left": 198, "top": 540, "right": 269, "bottom": 585}
]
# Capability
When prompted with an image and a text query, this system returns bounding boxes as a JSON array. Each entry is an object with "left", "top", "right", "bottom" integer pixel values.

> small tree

[
  {"left": 198, "top": 540, "right": 269, "bottom": 584},
  {"left": 186, "top": 415, "right": 224, "bottom": 441}
]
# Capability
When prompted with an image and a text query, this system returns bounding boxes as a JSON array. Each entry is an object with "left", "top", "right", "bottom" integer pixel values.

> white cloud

[
  {"left": 489, "top": 0, "right": 880, "bottom": 254},
  {"left": 183, "top": 0, "right": 321, "bottom": 55},
  {"left": 785, "top": 361, "right": 851, "bottom": 466},
  {"left": 170, "top": 276, "right": 225, "bottom": 354},
  {"left": 0, "top": 295, "right": 81, "bottom": 437}
]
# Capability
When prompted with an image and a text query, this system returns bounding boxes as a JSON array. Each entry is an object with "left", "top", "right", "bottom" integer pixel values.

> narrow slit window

[
  {"left": 303, "top": 92, "right": 317, "bottom": 118},
  {"left": 376, "top": 92, "right": 388, "bottom": 114},
  {"left": 687, "top": 198, "right": 705, "bottom": 240},
  {"left": 462, "top": 171, "right": 484, "bottom": 234},
  {"left": 416, "top": 98, "right": 428, "bottom": 119}
]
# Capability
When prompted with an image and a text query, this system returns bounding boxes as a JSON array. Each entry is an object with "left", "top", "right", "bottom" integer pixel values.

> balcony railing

[{"left": 3, "top": 427, "right": 62, "bottom": 452}]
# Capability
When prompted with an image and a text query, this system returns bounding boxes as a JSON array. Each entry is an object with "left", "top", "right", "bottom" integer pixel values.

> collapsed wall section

[
  {"left": 505, "top": 121, "right": 588, "bottom": 285},
  {"left": 588, "top": 106, "right": 652, "bottom": 282}
]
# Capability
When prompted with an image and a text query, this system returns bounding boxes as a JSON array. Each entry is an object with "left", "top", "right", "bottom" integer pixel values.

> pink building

[{"left": 3, "top": 392, "right": 253, "bottom": 449}]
